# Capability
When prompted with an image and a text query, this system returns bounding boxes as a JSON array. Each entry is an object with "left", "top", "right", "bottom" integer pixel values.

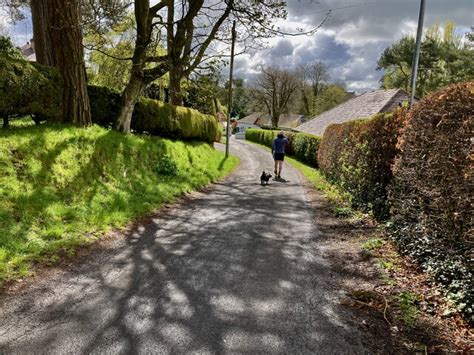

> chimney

[{"left": 30, "top": 38, "right": 34, "bottom": 50}]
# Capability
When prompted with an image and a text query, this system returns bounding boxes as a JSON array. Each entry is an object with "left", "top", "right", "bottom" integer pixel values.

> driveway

[{"left": 0, "top": 138, "right": 369, "bottom": 354}]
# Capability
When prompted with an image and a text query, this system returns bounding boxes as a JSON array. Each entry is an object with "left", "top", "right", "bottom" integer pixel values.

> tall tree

[
  {"left": 298, "top": 61, "right": 330, "bottom": 116},
  {"left": 255, "top": 66, "right": 299, "bottom": 127},
  {"left": 377, "top": 21, "right": 474, "bottom": 97},
  {"left": 3, "top": 0, "right": 127, "bottom": 126},
  {"left": 47, "top": 0, "right": 91, "bottom": 126}
]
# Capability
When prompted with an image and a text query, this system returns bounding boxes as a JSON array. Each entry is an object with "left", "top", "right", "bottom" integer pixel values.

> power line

[{"left": 290, "top": 1, "right": 376, "bottom": 17}]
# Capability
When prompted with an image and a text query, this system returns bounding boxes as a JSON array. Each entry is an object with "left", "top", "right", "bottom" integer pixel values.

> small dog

[{"left": 260, "top": 171, "right": 272, "bottom": 185}]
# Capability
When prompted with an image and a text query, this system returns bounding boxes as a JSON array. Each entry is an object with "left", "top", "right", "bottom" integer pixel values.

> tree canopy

[{"left": 377, "top": 21, "right": 474, "bottom": 97}]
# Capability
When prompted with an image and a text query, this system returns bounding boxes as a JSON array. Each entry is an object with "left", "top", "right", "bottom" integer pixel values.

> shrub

[
  {"left": 132, "top": 97, "right": 219, "bottom": 143},
  {"left": 388, "top": 82, "right": 473, "bottom": 319},
  {"left": 245, "top": 128, "right": 321, "bottom": 167},
  {"left": 291, "top": 132, "right": 321, "bottom": 166},
  {"left": 87, "top": 85, "right": 121, "bottom": 128},
  {"left": 0, "top": 56, "right": 62, "bottom": 127},
  {"left": 318, "top": 111, "right": 405, "bottom": 219},
  {"left": 87, "top": 86, "right": 219, "bottom": 143}
]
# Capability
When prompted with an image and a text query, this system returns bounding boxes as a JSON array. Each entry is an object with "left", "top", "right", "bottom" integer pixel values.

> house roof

[
  {"left": 19, "top": 42, "right": 36, "bottom": 61},
  {"left": 239, "top": 112, "right": 305, "bottom": 128},
  {"left": 296, "top": 89, "right": 410, "bottom": 136},
  {"left": 238, "top": 112, "right": 266, "bottom": 125}
]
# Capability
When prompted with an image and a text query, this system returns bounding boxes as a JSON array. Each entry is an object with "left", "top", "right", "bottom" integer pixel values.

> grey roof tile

[{"left": 296, "top": 89, "right": 410, "bottom": 136}]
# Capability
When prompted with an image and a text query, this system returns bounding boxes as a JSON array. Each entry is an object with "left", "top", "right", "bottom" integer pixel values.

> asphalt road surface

[{"left": 0, "top": 138, "right": 370, "bottom": 354}]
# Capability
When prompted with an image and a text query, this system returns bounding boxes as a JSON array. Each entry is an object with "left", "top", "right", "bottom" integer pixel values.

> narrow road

[{"left": 0, "top": 138, "right": 369, "bottom": 354}]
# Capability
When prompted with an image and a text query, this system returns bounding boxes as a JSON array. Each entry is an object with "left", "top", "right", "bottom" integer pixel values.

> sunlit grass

[{"left": 0, "top": 123, "right": 239, "bottom": 284}]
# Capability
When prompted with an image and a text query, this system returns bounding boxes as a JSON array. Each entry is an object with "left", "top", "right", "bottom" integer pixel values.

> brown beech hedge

[{"left": 388, "top": 82, "right": 473, "bottom": 318}]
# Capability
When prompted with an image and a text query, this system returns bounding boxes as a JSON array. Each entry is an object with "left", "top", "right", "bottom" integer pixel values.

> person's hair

[{"left": 277, "top": 130, "right": 285, "bottom": 139}]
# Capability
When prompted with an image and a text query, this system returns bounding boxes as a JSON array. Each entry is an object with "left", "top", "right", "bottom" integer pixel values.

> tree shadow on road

[{"left": 1, "top": 157, "right": 373, "bottom": 353}]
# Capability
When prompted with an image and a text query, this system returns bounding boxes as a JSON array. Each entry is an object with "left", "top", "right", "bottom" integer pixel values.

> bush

[
  {"left": 318, "top": 111, "right": 405, "bottom": 219},
  {"left": 245, "top": 128, "right": 321, "bottom": 167},
  {"left": 88, "top": 86, "right": 219, "bottom": 143},
  {"left": 132, "top": 97, "right": 219, "bottom": 143},
  {"left": 388, "top": 82, "right": 473, "bottom": 319},
  {"left": 87, "top": 85, "right": 121, "bottom": 128},
  {"left": 0, "top": 56, "right": 62, "bottom": 127}
]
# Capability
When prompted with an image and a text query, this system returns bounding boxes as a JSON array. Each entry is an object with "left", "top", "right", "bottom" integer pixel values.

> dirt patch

[{"left": 301, "top": 174, "right": 473, "bottom": 353}]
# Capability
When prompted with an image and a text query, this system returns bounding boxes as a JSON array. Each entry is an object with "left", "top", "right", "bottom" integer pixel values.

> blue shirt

[{"left": 272, "top": 137, "right": 289, "bottom": 154}]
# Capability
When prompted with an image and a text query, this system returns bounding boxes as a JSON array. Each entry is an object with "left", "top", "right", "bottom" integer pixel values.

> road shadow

[{"left": 0, "top": 140, "right": 370, "bottom": 353}]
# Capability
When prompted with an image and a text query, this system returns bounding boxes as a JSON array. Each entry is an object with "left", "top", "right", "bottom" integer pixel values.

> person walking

[{"left": 272, "top": 131, "right": 289, "bottom": 179}]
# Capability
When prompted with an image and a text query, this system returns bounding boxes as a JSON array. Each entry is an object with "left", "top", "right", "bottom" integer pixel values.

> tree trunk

[
  {"left": 2, "top": 117, "right": 9, "bottom": 129},
  {"left": 30, "top": 0, "right": 55, "bottom": 66},
  {"left": 272, "top": 110, "right": 280, "bottom": 127},
  {"left": 115, "top": 73, "right": 145, "bottom": 133},
  {"left": 169, "top": 64, "right": 183, "bottom": 106},
  {"left": 49, "top": 0, "right": 91, "bottom": 126}
]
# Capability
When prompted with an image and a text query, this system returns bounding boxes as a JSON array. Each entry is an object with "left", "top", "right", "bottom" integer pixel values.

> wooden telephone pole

[
  {"left": 410, "top": 0, "right": 426, "bottom": 108},
  {"left": 225, "top": 21, "right": 236, "bottom": 158}
]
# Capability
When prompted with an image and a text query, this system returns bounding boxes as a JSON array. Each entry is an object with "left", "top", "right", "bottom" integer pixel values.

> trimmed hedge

[
  {"left": 0, "top": 56, "right": 62, "bottom": 126},
  {"left": 388, "top": 82, "right": 473, "bottom": 319},
  {"left": 0, "top": 55, "right": 219, "bottom": 142},
  {"left": 245, "top": 128, "right": 321, "bottom": 167},
  {"left": 133, "top": 97, "right": 219, "bottom": 143},
  {"left": 318, "top": 111, "right": 405, "bottom": 220},
  {"left": 88, "top": 86, "right": 219, "bottom": 143}
]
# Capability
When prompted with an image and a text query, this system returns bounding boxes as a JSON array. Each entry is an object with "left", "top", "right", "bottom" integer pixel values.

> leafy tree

[
  {"left": 312, "top": 84, "right": 348, "bottom": 116},
  {"left": 219, "top": 78, "right": 251, "bottom": 119},
  {"left": 377, "top": 21, "right": 474, "bottom": 97},
  {"left": 0, "top": 36, "right": 22, "bottom": 59}
]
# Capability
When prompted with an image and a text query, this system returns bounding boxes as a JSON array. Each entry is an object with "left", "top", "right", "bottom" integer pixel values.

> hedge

[
  {"left": 318, "top": 111, "right": 405, "bottom": 220},
  {"left": 88, "top": 86, "right": 219, "bottom": 143},
  {"left": 0, "top": 56, "right": 219, "bottom": 142},
  {"left": 0, "top": 56, "right": 62, "bottom": 127},
  {"left": 245, "top": 128, "right": 321, "bottom": 167},
  {"left": 388, "top": 82, "right": 473, "bottom": 319}
]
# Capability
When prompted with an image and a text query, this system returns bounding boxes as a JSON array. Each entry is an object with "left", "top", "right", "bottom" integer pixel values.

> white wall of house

[{"left": 235, "top": 122, "right": 260, "bottom": 132}]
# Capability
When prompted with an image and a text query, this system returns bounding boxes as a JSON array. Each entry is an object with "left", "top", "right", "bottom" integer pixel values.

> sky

[
  {"left": 1, "top": 0, "right": 473, "bottom": 92},
  {"left": 233, "top": 0, "right": 473, "bottom": 92}
]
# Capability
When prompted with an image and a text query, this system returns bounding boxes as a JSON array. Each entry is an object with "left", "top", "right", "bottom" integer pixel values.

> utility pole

[
  {"left": 410, "top": 0, "right": 425, "bottom": 108},
  {"left": 225, "top": 20, "right": 236, "bottom": 158}
]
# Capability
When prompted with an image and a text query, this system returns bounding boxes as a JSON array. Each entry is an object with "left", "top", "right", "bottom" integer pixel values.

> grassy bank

[{"left": 0, "top": 124, "right": 238, "bottom": 284}]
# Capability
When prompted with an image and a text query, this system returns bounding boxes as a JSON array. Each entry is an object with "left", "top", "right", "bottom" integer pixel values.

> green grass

[
  {"left": 362, "top": 238, "right": 385, "bottom": 251},
  {"left": 397, "top": 291, "right": 420, "bottom": 326},
  {"left": 0, "top": 123, "right": 239, "bottom": 284}
]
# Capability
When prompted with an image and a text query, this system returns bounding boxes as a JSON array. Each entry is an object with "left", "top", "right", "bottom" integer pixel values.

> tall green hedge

[
  {"left": 245, "top": 128, "right": 321, "bottom": 167},
  {"left": 318, "top": 112, "right": 405, "bottom": 220},
  {"left": 0, "top": 56, "right": 219, "bottom": 142},
  {"left": 132, "top": 98, "right": 219, "bottom": 143},
  {"left": 88, "top": 86, "right": 219, "bottom": 143},
  {"left": 0, "top": 56, "right": 62, "bottom": 127}
]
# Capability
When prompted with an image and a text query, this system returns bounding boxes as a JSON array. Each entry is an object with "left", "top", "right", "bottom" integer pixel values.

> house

[
  {"left": 18, "top": 39, "right": 36, "bottom": 61},
  {"left": 238, "top": 112, "right": 306, "bottom": 129},
  {"left": 296, "top": 89, "right": 411, "bottom": 137}
]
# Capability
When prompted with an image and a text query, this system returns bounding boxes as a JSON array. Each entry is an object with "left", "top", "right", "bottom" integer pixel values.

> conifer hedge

[{"left": 0, "top": 56, "right": 62, "bottom": 127}]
